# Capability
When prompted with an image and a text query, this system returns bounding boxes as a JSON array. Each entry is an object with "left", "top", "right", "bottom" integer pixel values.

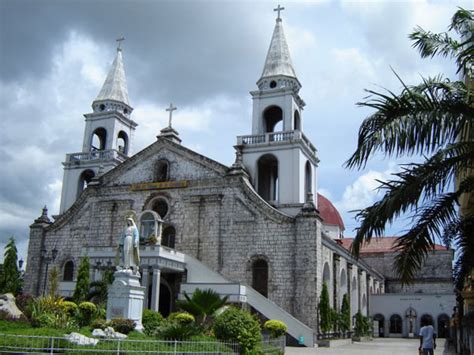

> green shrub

[
  {"left": 90, "top": 318, "right": 108, "bottom": 330},
  {"left": 318, "top": 282, "right": 332, "bottom": 334},
  {"left": 77, "top": 301, "right": 97, "bottom": 326},
  {"left": 168, "top": 312, "right": 195, "bottom": 325},
  {"left": 31, "top": 313, "right": 56, "bottom": 328},
  {"left": 142, "top": 309, "right": 164, "bottom": 336},
  {"left": 158, "top": 322, "right": 201, "bottom": 340},
  {"left": 213, "top": 307, "right": 262, "bottom": 354},
  {"left": 61, "top": 301, "right": 78, "bottom": 317},
  {"left": 339, "top": 294, "right": 351, "bottom": 334},
  {"left": 109, "top": 318, "right": 136, "bottom": 334},
  {"left": 263, "top": 319, "right": 287, "bottom": 338},
  {"left": 354, "top": 311, "right": 372, "bottom": 337}
]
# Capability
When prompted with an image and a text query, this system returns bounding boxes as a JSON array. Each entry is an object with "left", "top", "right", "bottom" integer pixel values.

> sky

[{"left": 0, "top": 0, "right": 469, "bottom": 263}]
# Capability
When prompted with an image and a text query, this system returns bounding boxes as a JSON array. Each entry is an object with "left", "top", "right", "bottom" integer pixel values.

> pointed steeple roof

[
  {"left": 260, "top": 18, "right": 297, "bottom": 80},
  {"left": 94, "top": 48, "right": 131, "bottom": 106}
]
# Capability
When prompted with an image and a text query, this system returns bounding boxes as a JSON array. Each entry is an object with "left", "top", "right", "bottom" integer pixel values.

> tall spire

[
  {"left": 94, "top": 39, "right": 131, "bottom": 107},
  {"left": 259, "top": 10, "right": 297, "bottom": 81}
]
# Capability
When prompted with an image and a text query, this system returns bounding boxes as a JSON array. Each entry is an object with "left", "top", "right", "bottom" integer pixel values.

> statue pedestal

[{"left": 106, "top": 270, "right": 145, "bottom": 331}]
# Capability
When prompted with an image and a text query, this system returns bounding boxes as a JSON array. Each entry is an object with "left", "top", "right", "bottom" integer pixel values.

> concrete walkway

[{"left": 286, "top": 338, "right": 455, "bottom": 354}]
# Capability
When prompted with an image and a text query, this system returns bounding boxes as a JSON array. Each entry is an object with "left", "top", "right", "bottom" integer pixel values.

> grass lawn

[{"left": 0, "top": 320, "right": 236, "bottom": 353}]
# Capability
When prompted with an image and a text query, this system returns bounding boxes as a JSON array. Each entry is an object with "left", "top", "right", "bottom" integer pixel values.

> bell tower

[
  {"left": 59, "top": 39, "right": 138, "bottom": 213},
  {"left": 237, "top": 7, "right": 319, "bottom": 216}
]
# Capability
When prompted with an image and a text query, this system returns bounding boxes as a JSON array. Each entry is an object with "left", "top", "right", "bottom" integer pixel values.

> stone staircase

[{"left": 181, "top": 254, "right": 315, "bottom": 347}]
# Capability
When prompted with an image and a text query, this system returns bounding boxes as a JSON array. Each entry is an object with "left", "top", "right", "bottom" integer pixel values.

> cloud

[
  {"left": 0, "top": 31, "right": 109, "bottom": 260},
  {"left": 335, "top": 163, "right": 398, "bottom": 213}
]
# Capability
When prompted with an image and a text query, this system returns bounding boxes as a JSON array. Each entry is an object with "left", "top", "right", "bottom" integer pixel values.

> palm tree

[
  {"left": 345, "top": 8, "right": 474, "bottom": 284},
  {"left": 176, "top": 288, "right": 228, "bottom": 327}
]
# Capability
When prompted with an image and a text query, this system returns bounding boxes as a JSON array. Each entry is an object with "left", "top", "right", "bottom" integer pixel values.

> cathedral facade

[{"left": 26, "top": 11, "right": 454, "bottom": 345}]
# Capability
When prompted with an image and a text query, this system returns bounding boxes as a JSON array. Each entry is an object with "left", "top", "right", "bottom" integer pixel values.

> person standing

[{"left": 419, "top": 318, "right": 437, "bottom": 355}]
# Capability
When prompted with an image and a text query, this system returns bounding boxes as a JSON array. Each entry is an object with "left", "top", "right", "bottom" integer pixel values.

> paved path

[{"left": 286, "top": 338, "right": 455, "bottom": 354}]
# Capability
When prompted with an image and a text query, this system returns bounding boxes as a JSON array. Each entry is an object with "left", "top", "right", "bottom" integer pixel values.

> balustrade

[
  {"left": 237, "top": 130, "right": 316, "bottom": 153},
  {"left": 66, "top": 149, "right": 127, "bottom": 163}
]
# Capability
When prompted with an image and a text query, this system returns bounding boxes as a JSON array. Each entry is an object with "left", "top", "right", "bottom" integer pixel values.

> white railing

[
  {"left": 237, "top": 130, "right": 316, "bottom": 153},
  {"left": 66, "top": 149, "right": 127, "bottom": 163}
]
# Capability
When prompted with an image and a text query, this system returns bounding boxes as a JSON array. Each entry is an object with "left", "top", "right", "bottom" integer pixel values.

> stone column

[
  {"left": 142, "top": 267, "right": 150, "bottom": 309},
  {"left": 333, "top": 255, "right": 340, "bottom": 311},
  {"left": 150, "top": 266, "right": 161, "bottom": 312}
]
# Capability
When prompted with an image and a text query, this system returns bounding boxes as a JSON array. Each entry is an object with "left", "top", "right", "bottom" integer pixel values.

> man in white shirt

[{"left": 419, "top": 318, "right": 437, "bottom": 355}]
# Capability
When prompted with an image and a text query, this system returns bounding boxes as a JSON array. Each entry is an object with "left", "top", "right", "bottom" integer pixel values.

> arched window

[
  {"left": 263, "top": 106, "right": 283, "bottom": 133},
  {"left": 257, "top": 154, "right": 278, "bottom": 203},
  {"left": 389, "top": 314, "right": 402, "bottom": 333},
  {"left": 117, "top": 131, "right": 129, "bottom": 155},
  {"left": 294, "top": 110, "right": 301, "bottom": 130},
  {"left": 162, "top": 226, "right": 176, "bottom": 249},
  {"left": 304, "top": 161, "right": 312, "bottom": 197},
  {"left": 155, "top": 160, "right": 170, "bottom": 182},
  {"left": 91, "top": 127, "right": 107, "bottom": 151},
  {"left": 323, "top": 262, "right": 331, "bottom": 284},
  {"left": 152, "top": 198, "right": 169, "bottom": 219},
  {"left": 252, "top": 259, "right": 269, "bottom": 297},
  {"left": 77, "top": 169, "right": 95, "bottom": 198},
  {"left": 63, "top": 260, "right": 74, "bottom": 281}
]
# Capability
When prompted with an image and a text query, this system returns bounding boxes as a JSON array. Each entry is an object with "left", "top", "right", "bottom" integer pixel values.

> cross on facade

[
  {"left": 274, "top": 4, "right": 285, "bottom": 20},
  {"left": 116, "top": 36, "right": 125, "bottom": 50},
  {"left": 166, "top": 103, "right": 177, "bottom": 128}
]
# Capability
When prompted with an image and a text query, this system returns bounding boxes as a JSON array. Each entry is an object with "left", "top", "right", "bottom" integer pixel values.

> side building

[{"left": 341, "top": 237, "right": 455, "bottom": 338}]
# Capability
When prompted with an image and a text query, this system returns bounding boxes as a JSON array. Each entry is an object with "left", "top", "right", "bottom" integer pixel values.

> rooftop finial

[
  {"left": 274, "top": 4, "right": 285, "bottom": 21},
  {"left": 116, "top": 36, "right": 125, "bottom": 52},
  {"left": 166, "top": 103, "right": 177, "bottom": 128}
]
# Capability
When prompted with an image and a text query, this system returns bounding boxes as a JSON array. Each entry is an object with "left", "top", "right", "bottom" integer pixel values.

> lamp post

[{"left": 41, "top": 247, "right": 58, "bottom": 296}]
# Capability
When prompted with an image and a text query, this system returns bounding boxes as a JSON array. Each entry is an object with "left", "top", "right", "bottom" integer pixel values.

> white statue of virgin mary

[{"left": 118, "top": 218, "right": 140, "bottom": 272}]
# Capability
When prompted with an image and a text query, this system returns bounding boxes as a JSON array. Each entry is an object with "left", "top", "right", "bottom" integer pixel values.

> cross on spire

[
  {"left": 116, "top": 36, "right": 125, "bottom": 51},
  {"left": 274, "top": 4, "right": 285, "bottom": 20},
  {"left": 166, "top": 103, "right": 177, "bottom": 128}
]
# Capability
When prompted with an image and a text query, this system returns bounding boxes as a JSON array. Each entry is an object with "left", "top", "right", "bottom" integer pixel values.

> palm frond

[
  {"left": 393, "top": 176, "right": 474, "bottom": 283},
  {"left": 345, "top": 77, "right": 472, "bottom": 169},
  {"left": 350, "top": 145, "right": 474, "bottom": 256}
]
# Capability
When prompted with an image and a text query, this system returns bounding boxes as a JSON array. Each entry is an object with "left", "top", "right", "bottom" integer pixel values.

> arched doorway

[
  {"left": 159, "top": 282, "right": 172, "bottom": 317},
  {"left": 437, "top": 314, "right": 450, "bottom": 338},
  {"left": 257, "top": 154, "right": 278, "bottom": 203},
  {"left": 252, "top": 259, "right": 268, "bottom": 297},
  {"left": 389, "top": 314, "right": 402, "bottom": 335},
  {"left": 373, "top": 314, "right": 385, "bottom": 337}
]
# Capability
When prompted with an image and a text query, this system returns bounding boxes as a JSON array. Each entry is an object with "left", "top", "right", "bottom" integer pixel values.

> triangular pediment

[{"left": 100, "top": 138, "right": 228, "bottom": 186}]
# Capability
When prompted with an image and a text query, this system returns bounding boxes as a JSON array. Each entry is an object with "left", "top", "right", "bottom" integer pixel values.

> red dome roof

[{"left": 317, "top": 193, "right": 345, "bottom": 231}]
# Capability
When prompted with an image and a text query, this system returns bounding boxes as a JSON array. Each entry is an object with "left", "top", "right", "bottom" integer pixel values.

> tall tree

[
  {"left": 345, "top": 8, "right": 474, "bottom": 283},
  {"left": 73, "top": 257, "right": 90, "bottom": 303},
  {"left": 1, "top": 237, "right": 22, "bottom": 295},
  {"left": 318, "top": 282, "right": 332, "bottom": 335},
  {"left": 340, "top": 293, "right": 351, "bottom": 334}
]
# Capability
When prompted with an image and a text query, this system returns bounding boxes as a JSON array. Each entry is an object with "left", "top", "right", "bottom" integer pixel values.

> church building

[{"left": 24, "top": 8, "right": 453, "bottom": 346}]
